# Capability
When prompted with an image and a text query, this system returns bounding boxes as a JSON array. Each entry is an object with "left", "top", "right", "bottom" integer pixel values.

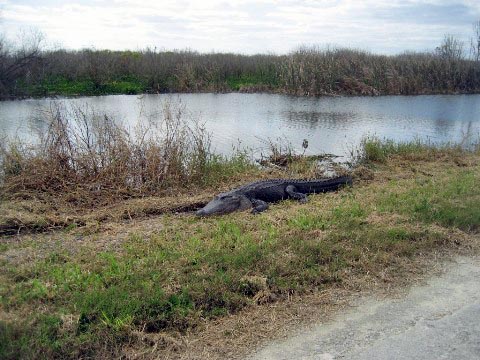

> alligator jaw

[
  {"left": 196, "top": 194, "right": 252, "bottom": 216},
  {"left": 195, "top": 195, "right": 240, "bottom": 216},
  {"left": 195, "top": 208, "right": 208, "bottom": 217}
]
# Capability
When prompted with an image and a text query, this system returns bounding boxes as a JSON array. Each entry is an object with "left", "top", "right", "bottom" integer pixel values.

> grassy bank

[{"left": 0, "top": 136, "right": 479, "bottom": 358}]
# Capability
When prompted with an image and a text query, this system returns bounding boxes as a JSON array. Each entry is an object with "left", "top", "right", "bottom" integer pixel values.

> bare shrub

[
  {"left": 0, "top": 101, "right": 223, "bottom": 204},
  {"left": 471, "top": 20, "right": 480, "bottom": 62},
  {"left": 435, "top": 34, "right": 465, "bottom": 61},
  {"left": 0, "top": 29, "right": 44, "bottom": 98},
  {"left": 258, "top": 137, "right": 296, "bottom": 167}
]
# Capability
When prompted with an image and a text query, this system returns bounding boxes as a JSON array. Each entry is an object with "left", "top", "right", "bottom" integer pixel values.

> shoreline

[{"left": 2, "top": 88, "right": 480, "bottom": 102}]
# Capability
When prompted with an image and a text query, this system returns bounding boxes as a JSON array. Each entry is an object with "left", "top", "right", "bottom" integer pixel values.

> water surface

[{"left": 1, "top": 93, "right": 479, "bottom": 158}]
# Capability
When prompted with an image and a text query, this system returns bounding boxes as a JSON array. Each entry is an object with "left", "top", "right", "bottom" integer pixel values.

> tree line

[{"left": 1, "top": 30, "right": 480, "bottom": 99}]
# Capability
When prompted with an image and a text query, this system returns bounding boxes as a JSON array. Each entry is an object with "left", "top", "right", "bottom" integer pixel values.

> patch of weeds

[
  {"left": 259, "top": 219, "right": 280, "bottom": 244},
  {"left": 377, "top": 170, "right": 479, "bottom": 232},
  {"left": 29, "top": 278, "right": 49, "bottom": 299},
  {"left": 364, "top": 227, "right": 433, "bottom": 255},
  {"left": 64, "top": 223, "right": 78, "bottom": 232},
  {"left": 331, "top": 199, "right": 368, "bottom": 229},
  {"left": 0, "top": 321, "right": 30, "bottom": 360},
  {"left": 0, "top": 315, "right": 66, "bottom": 359},
  {"left": 265, "top": 233, "right": 346, "bottom": 292},
  {"left": 202, "top": 150, "right": 257, "bottom": 185},
  {"left": 2, "top": 269, "right": 38, "bottom": 307},
  {"left": 36, "top": 315, "right": 64, "bottom": 350},
  {"left": 46, "top": 251, "right": 69, "bottom": 265},
  {"left": 288, "top": 211, "right": 329, "bottom": 231},
  {"left": 78, "top": 286, "right": 190, "bottom": 333},
  {"left": 0, "top": 243, "right": 8, "bottom": 253},
  {"left": 205, "top": 220, "right": 263, "bottom": 269},
  {"left": 25, "top": 76, "right": 147, "bottom": 96},
  {"left": 188, "top": 277, "right": 248, "bottom": 318},
  {"left": 358, "top": 136, "right": 464, "bottom": 163},
  {"left": 226, "top": 73, "right": 276, "bottom": 91}
]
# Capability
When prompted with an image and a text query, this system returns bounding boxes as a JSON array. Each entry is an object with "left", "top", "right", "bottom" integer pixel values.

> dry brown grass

[
  {"left": 0, "top": 101, "right": 251, "bottom": 206},
  {"left": 0, "top": 163, "right": 291, "bottom": 236}
]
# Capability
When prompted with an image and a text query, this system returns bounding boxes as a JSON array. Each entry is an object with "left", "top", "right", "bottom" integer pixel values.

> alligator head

[{"left": 196, "top": 194, "right": 252, "bottom": 216}]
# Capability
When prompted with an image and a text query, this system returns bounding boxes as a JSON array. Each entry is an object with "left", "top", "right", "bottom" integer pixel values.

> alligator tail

[{"left": 298, "top": 175, "right": 352, "bottom": 194}]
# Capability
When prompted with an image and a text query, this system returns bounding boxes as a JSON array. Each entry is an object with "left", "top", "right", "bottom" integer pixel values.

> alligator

[{"left": 196, "top": 175, "right": 352, "bottom": 216}]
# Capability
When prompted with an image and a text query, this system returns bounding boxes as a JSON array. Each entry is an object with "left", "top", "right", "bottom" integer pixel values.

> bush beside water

[{"left": 0, "top": 102, "right": 254, "bottom": 205}]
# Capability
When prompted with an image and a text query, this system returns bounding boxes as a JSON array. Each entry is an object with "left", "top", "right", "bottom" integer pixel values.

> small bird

[{"left": 302, "top": 139, "right": 309, "bottom": 154}]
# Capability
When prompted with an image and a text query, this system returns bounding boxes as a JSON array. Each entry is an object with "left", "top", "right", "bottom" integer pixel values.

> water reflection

[{"left": 282, "top": 110, "right": 357, "bottom": 130}]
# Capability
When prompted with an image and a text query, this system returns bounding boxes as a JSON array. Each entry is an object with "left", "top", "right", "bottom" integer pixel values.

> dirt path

[{"left": 249, "top": 256, "right": 480, "bottom": 360}]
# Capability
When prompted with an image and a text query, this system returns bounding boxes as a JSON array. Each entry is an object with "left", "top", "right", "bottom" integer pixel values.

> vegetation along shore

[
  {"left": 0, "top": 105, "right": 479, "bottom": 358},
  {"left": 2, "top": 31, "right": 480, "bottom": 99}
]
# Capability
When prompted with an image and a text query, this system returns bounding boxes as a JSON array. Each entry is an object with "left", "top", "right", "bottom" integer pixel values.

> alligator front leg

[
  {"left": 286, "top": 185, "right": 308, "bottom": 203},
  {"left": 251, "top": 199, "right": 269, "bottom": 214}
]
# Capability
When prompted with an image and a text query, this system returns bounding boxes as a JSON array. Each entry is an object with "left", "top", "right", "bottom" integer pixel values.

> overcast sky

[{"left": 1, "top": 0, "right": 479, "bottom": 54}]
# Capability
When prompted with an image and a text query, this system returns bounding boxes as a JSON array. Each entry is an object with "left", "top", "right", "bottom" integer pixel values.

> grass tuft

[{"left": 356, "top": 136, "right": 467, "bottom": 164}]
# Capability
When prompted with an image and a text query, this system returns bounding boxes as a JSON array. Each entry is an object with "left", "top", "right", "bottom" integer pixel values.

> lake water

[{"left": 1, "top": 93, "right": 479, "bottom": 159}]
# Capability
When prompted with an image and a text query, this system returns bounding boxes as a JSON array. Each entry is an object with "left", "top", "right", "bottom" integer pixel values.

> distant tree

[
  {"left": 435, "top": 34, "right": 465, "bottom": 61},
  {"left": 0, "top": 29, "right": 44, "bottom": 97},
  {"left": 472, "top": 20, "right": 480, "bottom": 62}
]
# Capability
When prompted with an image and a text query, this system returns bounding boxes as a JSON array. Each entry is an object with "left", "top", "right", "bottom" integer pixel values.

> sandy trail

[{"left": 249, "top": 256, "right": 480, "bottom": 360}]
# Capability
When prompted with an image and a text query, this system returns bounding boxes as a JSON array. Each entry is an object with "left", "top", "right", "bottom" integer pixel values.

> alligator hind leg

[
  {"left": 286, "top": 185, "right": 308, "bottom": 203},
  {"left": 251, "top": 199, "right": 269, "bottom": 214}
]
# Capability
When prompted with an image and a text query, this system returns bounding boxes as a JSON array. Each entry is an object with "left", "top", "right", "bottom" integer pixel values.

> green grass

[
  {"left": 19, "top": 72, "right": 280, "bottom": 97},
  {"left": 226, "top": 73, "right": 278, "bottom": 91},
  {"left": 23, "top": 76, "right": 148, "bottom": 96},
  {"left": 359, "top": 136, "right": 465, "bottom": 163},
  {"left": 1, "top": 143, "right": 479, "bottom": 358},
  {"left": 201, "top": 150, "right": 257, "bottom": 185},
  {"left": 377, "top": 170, "right": 480, "bottom": 231}
]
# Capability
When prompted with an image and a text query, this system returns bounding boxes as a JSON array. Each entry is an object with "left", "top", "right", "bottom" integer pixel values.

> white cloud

[{"left": 1, "top": 0, "right": 479, "bottom": 54}]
